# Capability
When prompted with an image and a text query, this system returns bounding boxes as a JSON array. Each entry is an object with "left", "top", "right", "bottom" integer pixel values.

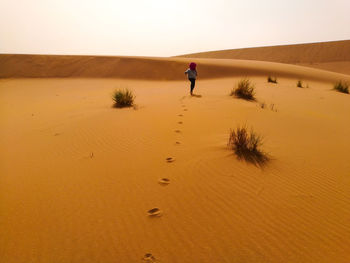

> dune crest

[
  {"left": 1, "top": 54, "right": 349, "bottom": 82},
  {"left": 177, "top": 40, "right": 350, "bottom": 75}
]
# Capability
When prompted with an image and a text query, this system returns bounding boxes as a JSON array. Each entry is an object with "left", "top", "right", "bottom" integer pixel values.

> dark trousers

[{"left": 189, "top": 78, "right": 196, "bottom": 94}]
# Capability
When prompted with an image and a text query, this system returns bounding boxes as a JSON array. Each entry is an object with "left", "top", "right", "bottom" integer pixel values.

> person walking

[{"left": 185, "top": 62, "right": 197, "bottom": 95}]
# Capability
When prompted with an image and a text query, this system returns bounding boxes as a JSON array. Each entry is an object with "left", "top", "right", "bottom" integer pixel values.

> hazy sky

[{"left": 1, "top": 0, "right": 350, "bottom": 57}]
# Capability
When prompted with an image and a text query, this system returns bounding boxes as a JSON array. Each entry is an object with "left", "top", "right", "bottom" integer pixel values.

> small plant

[
  {"left": 112, "top": 88, "right": 135, "bottom": 108},
  {"left": 228, "top": 125, "right": 269, "bottom": 166},
  {"left": 260, "top": 102, "right": 266, "bottom": 109},
  {"left": 334, "top": 81, "right": 349, "bottom": 94},
  {"left": 267, "top": 76, "right": 277, "bottom": 84},
  {"left": 297, "top": 80, "right": 303, "bottom": 88},
  {"left": 230, "top": 79, "right": 256, "bottom": 101}
]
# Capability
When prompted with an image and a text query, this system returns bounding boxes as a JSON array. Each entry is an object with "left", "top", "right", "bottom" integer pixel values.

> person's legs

[{"left": 189, "top": 78, "right": 195, "bottom": 95}]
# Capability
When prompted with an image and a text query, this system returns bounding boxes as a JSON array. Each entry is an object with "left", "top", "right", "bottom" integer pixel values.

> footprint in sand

[
  {"left": 178, "top": 121, "right": 183, "bottom": 124},
  {"left": 178, "top": 114, "right": 183, "bottom": 117},
  {"left": 183, "top": 109, "right": 188, "bottom": 111},
  {"left": 158, "top": 178, "right": 170, "bottom": 185},
  {"left": 147, "top": 208, "right": 162, "bottom": 217},
  {"left": 175, "top": 141, "right": 181, "bottom": 145},
  {"left": 166, "top": 157, "right": 175, "bottom": 162},
  {"left": 175, "top": 130, "right": 181, "bottom": 133},
  {"left": 142, "top": 253, "right": 156, "bottom": 262}
]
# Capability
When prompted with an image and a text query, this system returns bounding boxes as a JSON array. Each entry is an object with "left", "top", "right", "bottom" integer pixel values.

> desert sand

[
  {"left": 177, "top": 40, "right": 350, "bottom": 75},
  {"left": 1, "top": 45, "right": 350, "bottom": 263}
]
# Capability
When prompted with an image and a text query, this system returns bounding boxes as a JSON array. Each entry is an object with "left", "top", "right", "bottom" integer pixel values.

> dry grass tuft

[
  {"left": 297, "top": 80, "right": 304, "bottom": 88},
  {"left": 267, "top": 76, "right": 277, "bottom": 84},
  {"left": 228, "top": 125, "right": 269, "bottom": 166},
  {"left": 230, "top": 79, "right": 256, "bottom": 101},
  {"left": 112, "top": 88, "right": 135, "bottom": 108},
  {"left": 334, "top": 81, "right": 349, "bottom": 94}
]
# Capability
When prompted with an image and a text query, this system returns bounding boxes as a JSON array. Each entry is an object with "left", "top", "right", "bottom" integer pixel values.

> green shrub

[
  {"left": 112, "top": 89, "right": 135, "bottom": 108},
  {"left": 334, "top": 81, "right": 349, "bottom": 94},
  {"left": 230, "top": 79, "right": 256, "bottom": 101},
  {"left": 228, "top": 126, "right": 269, "bottom": 166}
]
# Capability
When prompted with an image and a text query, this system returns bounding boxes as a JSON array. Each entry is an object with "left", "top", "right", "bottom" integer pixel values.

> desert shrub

[
  {"left": 230, "top": 79, "right": 256, "bottom": 101},
  {"left": 334, "top": 81, "right": 349, "bottom": 94},
  {"left": 112, "top": 88, "right": 135, "bottom": 108},
  {"left": 297, "top": 80, "right": 303, "bottom": 88},
  {"left": 228, "top": 126, "right": 269, "bottom": 165},
  {"left": 267, "top": 76, "right": 277, "bottom": 84}
]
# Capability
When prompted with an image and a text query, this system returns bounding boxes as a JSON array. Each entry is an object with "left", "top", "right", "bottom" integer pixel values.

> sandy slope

[
  {"left": 1, "top": 54, "right": 350, "bottom": 81},
  {"left": 298, "top": 61, "right": 350, "bottom": 76},
  {"left": 176, "top": 40, "right": 350, "bottom": 75},
  {"left": 1, "top": 72, "right": 350, "bottom": 262}
]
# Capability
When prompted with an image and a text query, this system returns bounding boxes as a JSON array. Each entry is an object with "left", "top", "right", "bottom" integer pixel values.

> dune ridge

[
  {"left": 1, "top": 54, "right": 349, "bottom": 82},
  {"left": 176, "top": 40, "right": 350, "bottom": 63},
  {"left": 177, "top": 40, "right": 350, "bottom": 75}
]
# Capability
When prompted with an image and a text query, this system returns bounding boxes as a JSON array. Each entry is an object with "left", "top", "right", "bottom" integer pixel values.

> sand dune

[
  {"left": 177, "top": 40, "right": 350, "bottom": 75},
  {"left": 1, "top": 45, "right": 350, "bottom": 262},
  {"left": 1, "top": 76, "right": 349, "bottom": 263},
  {"left": 298, "top": 61, "right": 350, "bottom": 76},
  {"left": 1, "top": 54, "right": 349, "bottom": 82}
]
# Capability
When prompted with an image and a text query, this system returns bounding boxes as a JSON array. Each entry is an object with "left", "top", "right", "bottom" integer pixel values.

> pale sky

[{"left": 1, "top": 0, "right": 350, "bottom": 57}]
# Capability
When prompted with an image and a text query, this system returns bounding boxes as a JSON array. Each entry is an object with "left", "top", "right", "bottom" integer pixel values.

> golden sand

[
  {"left": 177, "top": 39, "right": 350, "bottom": 75},
  {"left": 1, "top": 48, "right": 350, "bottom": 262}
]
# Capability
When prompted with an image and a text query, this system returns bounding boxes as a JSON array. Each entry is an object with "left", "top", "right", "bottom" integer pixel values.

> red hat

[{"left": 189, "top": 62, "right": 197, "bottom": 70}]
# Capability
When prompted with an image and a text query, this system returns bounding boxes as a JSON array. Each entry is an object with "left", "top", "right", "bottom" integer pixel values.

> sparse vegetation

[
  {"left": 230, "top": 79, "right": 256, "bottom": 101},
  {"left": 228, "top": 126, "right": 269, "bottom": 166},
  {"left": 112, "top": 88, "right": 135, "bottom": 108},
  {"left": 297, "top": 80, "right": 303, "bottom": 88},
  {"left": 334, "top": 81, "right": 349, "bottom": 94},
  {"left": 267, "top": 76, "right": 277, "bottom": 84}
]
